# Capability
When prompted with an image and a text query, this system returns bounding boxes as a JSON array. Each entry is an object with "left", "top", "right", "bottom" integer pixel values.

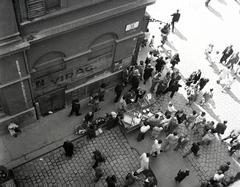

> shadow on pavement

[
  {"left": 234, "top": 0, "right": 240, "bottom": 5},
  {"left": 217, "top": 0, "right": 227, "bottom": 5},
  {"left": 174, "top": 28, "right": 188, "bottom": 41},
  {"left": 224, "top": 89, "right": 240, "bottom": 104},
  {"left": 165, "top": 40, "right": 178, "bottom": 52},
  {"left": 207, "top": 6, "right": 223, "bottom": 20}
]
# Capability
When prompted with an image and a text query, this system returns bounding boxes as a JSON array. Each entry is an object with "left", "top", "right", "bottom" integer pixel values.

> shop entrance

[{"left": 36, "top": 88, "right": 65, "bottom": 116}]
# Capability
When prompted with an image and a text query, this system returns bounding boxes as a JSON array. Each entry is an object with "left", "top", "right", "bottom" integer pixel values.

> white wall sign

[{"left": 125, "top": 21, "right": 139, "bottom": 31}]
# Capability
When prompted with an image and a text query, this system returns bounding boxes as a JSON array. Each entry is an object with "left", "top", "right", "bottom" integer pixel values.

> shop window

[{"left": 26, "top": 0, "right": 61, "bottom": 20}]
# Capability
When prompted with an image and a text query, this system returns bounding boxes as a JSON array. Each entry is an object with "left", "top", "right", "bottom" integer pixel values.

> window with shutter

[
  {"left": 25, "top": 0, "right": 61, "bottom": 20},
  {"left": 26, "top": 0, "right": 46, "bottom": 20}
]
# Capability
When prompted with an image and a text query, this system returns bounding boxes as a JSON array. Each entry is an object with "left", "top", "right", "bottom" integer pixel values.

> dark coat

[
  {"left": 155, "top": 57, "right": 166, "bottom": 72},
  {"left": 171, "top": 12, "right": 181, "bottom": 22},
  {"left": 63, "top": 141, "right": 74, "bottom": 157},
  {"left": 223, "top": 47, "right": 233, "bottom": 58},
  {"left": 175, "top": 169, "right": 189, "bottom": 182},
  {"left": 143, "top": 67, "right": 153, "bottom": 80}
]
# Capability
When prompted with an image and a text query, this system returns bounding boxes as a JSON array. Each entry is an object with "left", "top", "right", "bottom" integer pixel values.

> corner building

[{"left": 0, "top": 0, "right": 155, "bottom": 133}]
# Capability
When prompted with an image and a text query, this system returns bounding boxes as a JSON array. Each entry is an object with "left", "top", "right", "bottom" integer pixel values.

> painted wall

[
  {"left": 0, "top": 0, "right": 18, "bottom": 39},
  {"left": 26, "top": 8, "right": 145, "bottom": 69}
]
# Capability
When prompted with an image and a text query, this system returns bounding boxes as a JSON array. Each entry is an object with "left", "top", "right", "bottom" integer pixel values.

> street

[{"left": 8, "top": 0, "right": 240, "bottom": 186}]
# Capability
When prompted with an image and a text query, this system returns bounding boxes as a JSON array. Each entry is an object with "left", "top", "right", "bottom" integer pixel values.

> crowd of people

[{"left": 65, "top": 10, "right": 240, "bottom": 186}]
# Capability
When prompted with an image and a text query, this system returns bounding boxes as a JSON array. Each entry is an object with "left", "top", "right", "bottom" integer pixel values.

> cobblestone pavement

[
  {"left": 13, "top": 127, "right": 142, "bottom": 187},
  {"left": 152, "top": 92, "right": 240, "bottom": 182}
]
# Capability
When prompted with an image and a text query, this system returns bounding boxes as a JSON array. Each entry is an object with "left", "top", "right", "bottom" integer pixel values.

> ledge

[{"left": 28, "top": 0, "right": 155, "bottom": 44}]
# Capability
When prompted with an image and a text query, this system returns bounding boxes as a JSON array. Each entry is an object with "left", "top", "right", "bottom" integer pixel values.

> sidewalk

[{"left": 0, "top": 87, "right": 117, "bottom": 168}]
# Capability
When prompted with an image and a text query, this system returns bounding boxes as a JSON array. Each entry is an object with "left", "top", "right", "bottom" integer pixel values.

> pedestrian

[
  {"left": 192, "top": 70, "right": 202, "bottom": 84},
  {"left": 170, "top": 53, "right": 180, "bottom": 69},
  {"left": 114, "top": 83, "right": 124, "bottom": 103},
  {"left": 151, "top": 126, "right": 163, "bottom": 139},
  {"left": 156, "top": 72, "right": 171, "bottom": 97},
  {"left": 205, "top": 44, "right": 214, "bottom": 62},
  {"left": 198, "top": 77, "right": 209, "bottom": 91},
  {"left": 106, "top": 175, "right": 117, "bottom": 187},
  {"left": 175, "top": 169, "right": 190, "bottom": 183},
  {"left": 185, "top": 110, "right": 197, "bottom": 128},
  {"left": 137, "top": 153, "right": 150, "bottom": 173},
  {"left": 162, "top": 132, "right": 179, "bottom": 152},
  {"left": 122, "top": 67, "right": 130, "bottom": 86},
  {"left": 165, "top": 116, "right": 178, "bottom": 135},
  {"left": 137, "top": 121, "right": 150, "bottom": 141},
  {"left": 155, "top": 56, "right": 166, "bottom": 73},
  {"left": 174, "top": 134, "right": 190, "bottom": 151},
  {"left": 200, "top": 88, "right": 213, "bottom": 106},
  {"left": 175, "top": 110, "right": 187, "bottom": 124},
  {"left": 63, "top": 141, "right": 74, "bottom": 157},
  {"left": 143, "top": 64, "right": 154, "bottom": 84},
  {"left": 222, "top": 76, "right": 236, "bottom": 91},
  {"left": 229, "top": 140, "right": 240, "bottom": 156},
  {"left": 149, "top": 35, "right": 155, "bottom": 47},
  {"left": 91, "top": 93, "right": 100, "bottom": 113},
  {"left": 226, "top": 52, "right": 239, "bottom": 69},
  {"left": 212, "top": 120, "right": 227, "bottom": 138},
  {"left": 171, "top": 10, "right": 181, "bottom": 32},
  {"left": 69, "top": 99, "right": 81, "bottom": 116},
  {"left": 186, "top": 83, "right": 198, "bottom": 106},
  {"left": 8, "top": 122, "right": 22, "bottom": 137},
  {"left": 130, "top": 74, "right": 140, "bottom": 91},
  {"left": 183, "top": 142, "right": 201, "bottom": 158},
  {"left": 199, "top": 130, "right": 214, "bottom": 146},
  {"left": 217, "top": 66, "right": 231, "bottom": 84},
  {"left": 220, "top": 45, "right": 233, "bottom": 64},
  {"left": 98, "top": 83, "right": 106, "bottom": 102},
  {"left": 84, "top": 111, "right": 94, "bottom": 124},
  {"left": 150, "top": 139, "right": 162, "bottom": 157},
  {"left": 222, "top": 129, "right": 240, "bottom": 144},
  {"left": 166, "top": 102, "right": 176, "bottom": 117},
  {"left": 94, "top": 166, "right": 103, "bottom": 182},
  {"left": 218, "top": 162, "right": 231, "bottom": 174},
  {"left": 138, "top": 61, "right": 145, "bottom": 80},
  {"left": 150, "top": 72, "right": 162, "bottom": 93},
  {"left": 192, "top": 112, "right": 206, "bottom": 131},
  {"left": 124, "top": 172, "right": 140, "bottom": 187},
  {"left": 142, "top": 29, "right": 150, "bottom": 47},
  {"left": 202, "top": 121, "right": 215, "bottom": 137},
  {"left": 105, "top": 111, "right": 119, "bottom": 130},
  {"left": 205, "top": 0, "right": 211, "bottom": 7},
  {"left": 163, "top": 71, "right": 182, "bottom": 98},
  {"left": 145, "top": 51, "right": 153, "bottom": 67},
  {"left": 210, "top": 170, "right": 224, "bottom": 185},
  {"left": 92, "top": 149, "right": 106, "bottom": 169}
]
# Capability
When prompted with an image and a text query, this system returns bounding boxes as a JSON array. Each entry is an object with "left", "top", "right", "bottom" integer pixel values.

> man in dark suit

[
  {"left": 171, "top": 10, "right": 181, "bottom": 32},
  {"left": 220, "top": 45, "right": 233, "bottom": 64}
]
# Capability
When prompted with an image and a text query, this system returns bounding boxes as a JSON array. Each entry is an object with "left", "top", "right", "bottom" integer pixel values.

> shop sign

[
  {"left": 34, "top": 53, "right": 112, "bottom": 90},
  {"left": 125, "top": 21, "right": 139, "bottom": 31}
]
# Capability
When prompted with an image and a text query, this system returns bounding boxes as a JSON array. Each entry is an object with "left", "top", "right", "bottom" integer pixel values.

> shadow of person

[
  {"left": 208, "top": 99, "right": 216, "bottom": 109},
  {"left": 209, "top": 62, "right": 221, "bottom": 75},
  {"left": 165, "top": 40, "right": 178, "bottom": 52},
  {"left": 224, "top": 89, "right": 240, "bottom": 104},
  {"left": 217, "top": 0, "right": 227, "bottom": 5},
  {"left": 206, "top": 6, "right": 223, "bottom": 20},
  {"left": 173, "top": 28, "right": 188, "bottom": 41},
  {"left": 235, "top": 75, "right": 240, "bottom": 82},
  {"left": 201, "top": 104, "right": 221, "bottom": 122},
  {"left": 234, "top": 0, "right": 240, "bottom": 5}
]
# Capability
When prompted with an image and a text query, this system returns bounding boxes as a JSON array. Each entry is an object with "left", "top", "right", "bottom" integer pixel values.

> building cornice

[{"left": 27, "top": 0, "right": 155, "bottom": 44}]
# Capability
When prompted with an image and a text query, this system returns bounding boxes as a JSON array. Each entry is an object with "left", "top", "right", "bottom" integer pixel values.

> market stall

[{"left": 121, "top": 92, "right": 160, "bottom": 133}]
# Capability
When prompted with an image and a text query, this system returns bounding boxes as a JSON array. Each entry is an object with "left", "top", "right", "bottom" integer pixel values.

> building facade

[{"left": 0, "top": 0, "right": 155, "bottom": 133}]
